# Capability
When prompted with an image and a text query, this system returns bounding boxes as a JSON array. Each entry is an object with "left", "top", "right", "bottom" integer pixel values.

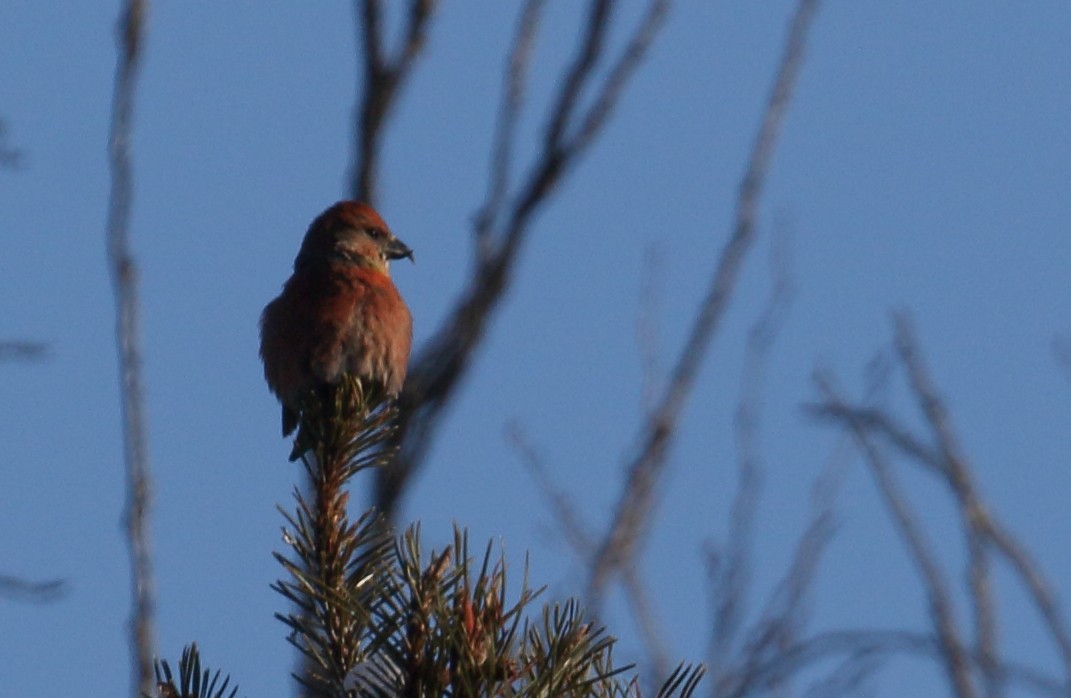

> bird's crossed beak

[{"left": 386, "top": 238, "right": 415, "bottom": 263}]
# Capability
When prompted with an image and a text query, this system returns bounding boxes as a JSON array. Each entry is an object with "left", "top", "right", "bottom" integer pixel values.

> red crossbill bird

[{"left": 259, "top": 201, "right": 413, "bottom": 438}]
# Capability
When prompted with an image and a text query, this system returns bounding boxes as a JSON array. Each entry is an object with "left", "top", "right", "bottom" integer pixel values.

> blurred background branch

[
  {"left": 350, "top": 0, "right": 437, "bottom": 204},
  {"left": 0, "top": 575, "right": 66, "bottom": 604},
  {"left": 376, "top": 0, "right": 673, "bottom": 520},
  {"left": 587, "top": 0, "right": 821, "bottom": 604},
  {"left": 105, "top": 1, "right": 156, "bottom": 696},
  {"left": 4, "top": 0, "right": 1064, "bottom": 695},
  {"left": 0, "top": 341, "right": 48, "bottom": 361},
  {"left": 0, "top": 119, "right": 24, "bottom": 169},
  {"left": 808, "top": 316, "right": 1071, "bottom": 696}
]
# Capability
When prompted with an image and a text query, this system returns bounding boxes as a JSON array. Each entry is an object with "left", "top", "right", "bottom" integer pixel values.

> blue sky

[{"left": 3, "top": 2, "right": 1071, "bottom": 696}]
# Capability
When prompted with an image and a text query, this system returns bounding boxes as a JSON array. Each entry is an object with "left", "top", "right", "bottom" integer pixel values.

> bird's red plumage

[{"left": 260, "top": 201, "right": 413, "bottom": 436}]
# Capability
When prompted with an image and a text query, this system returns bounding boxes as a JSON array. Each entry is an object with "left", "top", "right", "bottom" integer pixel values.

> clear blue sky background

[{"left": 3, "top": 2, "right": 1071, "bottom": 696}]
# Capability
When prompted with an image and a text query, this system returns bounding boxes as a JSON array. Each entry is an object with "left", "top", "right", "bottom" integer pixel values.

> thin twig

[
  {"left": 507, "top": 421, "right": 673, "bottom": 682},
  {"left": 709, "top": 232, "right": 795, "bottom": 688},
  {"left": 588, "top": 0, "right": 822, "bottom": 600},
  {"left": 622, "top": 566, "right": 673, "bottom": 685},
  {"left": 473, "top": 0, "right": 546, "bottom": 257},
  {"left": 508, "top": 430, "right": 678, "bottom": 692},
  {"left": 723, "top": 456, "right": 842, "bottom": 698},
  {"left": 543, "top": 0, "right": 613, "bottom": 151},
  {"left": 105, "top": 1, "right": 155, "bottom": 695},
  {"left": 567, "top": 0, "right": 671, "bottom": 152},
  {"left": 502, "top": 0, "right": 671, "bottom": 259},
  {"left": 636, "top": 245, "right": 666, "bottom": 414},
  {"left": 505, "top": 421, "right": 593, "bottom": 556}
]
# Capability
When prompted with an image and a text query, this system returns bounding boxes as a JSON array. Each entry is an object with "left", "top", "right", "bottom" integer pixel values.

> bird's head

[{"left": 295, "top": 201, "right": 414, "bottom": 275}]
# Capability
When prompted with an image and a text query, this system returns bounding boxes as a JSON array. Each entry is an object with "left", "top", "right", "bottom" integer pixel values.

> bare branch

[
  {"left": 0, "top": 341, "right": 48, "bottom": 362},
  {"left": 0, "top": 575, "right": 66, "bottom": 603},
  {"left": 508, "top": 422, "right": 675, "bottom": 683},
  {"left": 474, "top": 0, "right": 546, "bottom": 256},
  {"left": 503, "top": 0, "right": 671, "bottom": 258},
  {"left": 568, "top": 0, "right": 671, "bottom": 152},
  {"left": 816, "top": 376, "right": 976, "bottom": 697},
  {"left": 720, "top": 459, "right": 841, "bottom": 698},
  {"left": 984, "top": 520, "right": 1071, "bottom": 686},
  {"left": 800, "top": 650, "right": 880, "bottom": 698},
  {"left": 738, "top": 629, "right": 1065, "bottom": 698},
  {"left": 708, "top": 232, "right": 796, "bottom": 689},
  {"left": 351, "top": 0, "right": 437, "bottom": 203},
  {"left": 588, "top": 0, "right": 822, "bottom": 600},
  {"left": 105, "top": 0, "right": 155, "bottom": 695},
  {"left": 890, "top": 316, "right": 998, "bottom": 696},
  {"left": 0, "top": 120, "right": 24, "bottom": 169},
  {"left": 636, "top": 245, "right": 666, "bottom": 414},
  {"left": 893, "top": 315, "right": 1071, "bottom": 690},
  {"left": 543, "top": 0, "right": 614, "bottom": 151},
  {"left": 622, "top": 566, "right": 673, "bottom": 686},
  {"left": 812, "top": 319, "right": 1071, "bottom": 695},
  {"left": 505, "top": 421, "right": 593, "bottom": 556},
  {"left": 377, "top": 0, "right": 674, "bottom": 520},
  {"left": 804, "top": 402, "right": 942, "bottom": 474},
  {"left": 1051, "top": 335, "right": 1071, "bottom": 380}
]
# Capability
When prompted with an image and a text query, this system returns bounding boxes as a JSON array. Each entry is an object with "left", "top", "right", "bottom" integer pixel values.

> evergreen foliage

[{"left": 153, "top": 644, "right": 238, "bottom": 698}]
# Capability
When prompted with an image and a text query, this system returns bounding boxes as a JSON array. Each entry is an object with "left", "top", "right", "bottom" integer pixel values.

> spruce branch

[
  {"left": 355, "top": 526, "right": 704, "bottom": 697},
  {"left": 275, "top": 376, "right": 400, "bottom": 696},
  {"left": 151, "top": 644, "right": 239, "bottom": 698},
  {"left": 270, "top": 374, "right": 702, "bottom": 696}
]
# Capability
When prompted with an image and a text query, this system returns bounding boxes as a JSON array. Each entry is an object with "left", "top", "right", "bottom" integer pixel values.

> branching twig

[
  {"left": 714, "top": 441, "right": 844, "bottom": 698},
  {"left": 808, "top": 398, "right": 1071, "bottom": 689},
  {"left": 892, "top": 316, "right": 999, "bottom": 697},
  {"left": 708, "top": 231, "right": 795, "bottom": 689},
  {"left": 816, "top": 374, "right": 977, "bottom": 697},
  {"left": 812, "top": 318, "right": 1071, "bottom": 694},
  {"left": 474, "top": 0, "right": 546, "bottom": 257},
  {"left": 737, "top": 629, "right": 1065, "bottom": 698},
  {"left": 894, "top": 315, "right": 1071, "bottom": 691},
  {"left": 105, "top": 1, "right": 155, "bottom": 696},
  {"left": 804, "top": 403, "right": 941, "bottom": 474},
  {"left": 377, "top": 0, "right": 673, "bottom": 520},
  {"left": 587, "top": 0, "right": 822, "bottom": 600},
  {"left": 351, "top": 0, "right": 437, "bottom": 203}
]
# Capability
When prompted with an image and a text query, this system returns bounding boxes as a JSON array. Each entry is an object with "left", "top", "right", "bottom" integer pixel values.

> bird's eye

[{"left": 367, "top": 228, "right": 384, "bottom": 240}]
